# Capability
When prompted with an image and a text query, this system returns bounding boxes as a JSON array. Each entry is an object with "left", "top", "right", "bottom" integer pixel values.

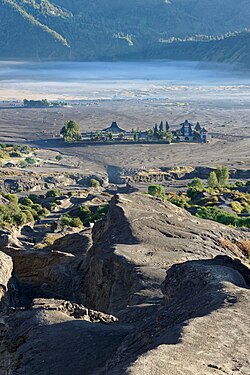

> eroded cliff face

[
  {"left": 82, "top": 193, "right": 249, "bottom": 318},
  {"left": 0, "top": 193, "right": 249, "bottom": 375}
]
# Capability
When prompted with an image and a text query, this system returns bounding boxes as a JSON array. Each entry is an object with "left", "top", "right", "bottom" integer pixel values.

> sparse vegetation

[
  {"left": 148, "top": 185, "right": 166, "bottom": 200},
  {"left": 0, "top": 193, "right": 49, "bottom": 228},
  {"left": 90, "top": 179, "right": 101, "bottom": 188},
  {"left": 46, "top": 189, "right": 61, "bottom": 198}
]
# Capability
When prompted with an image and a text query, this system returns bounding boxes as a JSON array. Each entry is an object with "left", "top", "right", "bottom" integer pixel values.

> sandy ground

[{"left": 0, "top": 85, "right": 249, "bottom": 174}]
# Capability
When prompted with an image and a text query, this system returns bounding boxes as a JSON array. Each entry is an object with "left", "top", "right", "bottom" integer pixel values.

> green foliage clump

[
  {"left": 196, "top": 206, "right": 250, "bottom": 227},
  {"left": 61, "top": 203, "right": 109, "bottom": 228},
  {"left": 46, "top": 188, "right": 61, "bottom": 198},
  {"left": 187, "top": 177, "right": 205, "bottom": 198},
  {"left": 148, "top": 185, "right": 166, "bottom": 200},
  {"left": 2, "top": 193, "right": 18, "bottom": 204},
  {"left": 90, "top": 178, "right": 101, "bottom": 188},
  {"left": 208, "top": 171, "right": 218, "bottom": 188},
  {"left": 61, "top": 215, "right": 83, "bottom": 228},
  {"left": 231, "top": 201, "right": 244, "bottom": 213},
  {"left": 0, "top": 193, "right": 49, "bottom": 228},
  {"left": 20, "top": 197, "right": 33, "bottom": 206},
  {"left": 25, "top": 156, "right": 36, "bottom": 165},
  {"left": 28, "top": 194, "right": 40, "bottom": 203},
  {"left": 60, "top": 120, "right": 82, "bottom": 142},
  {"left": 166, "top": 193, "right": 190, "bottom": 208}
]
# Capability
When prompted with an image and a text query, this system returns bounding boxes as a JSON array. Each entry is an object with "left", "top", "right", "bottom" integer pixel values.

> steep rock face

[
  {"left": 1, "top": 229, "right": 92, "bottom": 304},
  {"left": 0, "top": 251, "right": 13, "bottom": 311},
  {"left": 98, "top": 256, "right": 250, "bottom": 374},
  {"left": 1, "top": 193, "right": 250, "bottom": 374},
  {"left": 82, "top": 193, "right": 249, "bottom": 318}
]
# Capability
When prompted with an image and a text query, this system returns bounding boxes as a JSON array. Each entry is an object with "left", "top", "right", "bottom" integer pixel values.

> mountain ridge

[{"left": 0, "top": 0, "right": 250, "bottom": 65}]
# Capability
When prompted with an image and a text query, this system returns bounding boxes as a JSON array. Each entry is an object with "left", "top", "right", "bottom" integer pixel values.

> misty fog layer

[
  {"left": 0, "top": 61, "right": 250, "bottom": 101},
  {"left": 0, "top": 61, "right": 249, "bottom": 83}
]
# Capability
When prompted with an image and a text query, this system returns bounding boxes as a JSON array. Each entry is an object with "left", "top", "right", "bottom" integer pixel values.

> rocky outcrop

[
  {"left": 0, "top": 228, "right": 22, "bottom": 251},
  {"left": 1, "top": 193, "right": 250, "bottom": 374},
  {"left": 50, "top": 230, "right": 92, "bottom": 255},
  {"left": 0, "top": 251, "right": 13, "bottom": 311},
  {"left": 98, "top": 256, "right": 250, "bottom": 374},
  {"left": 32, "top": 298, "right": 118, "bottom": 323},
  {"left": 82, "top": 193, "right": 249, "bottom": 318},
  {"left": 5, "top": 300, "right": 130, "bottom": 375}
]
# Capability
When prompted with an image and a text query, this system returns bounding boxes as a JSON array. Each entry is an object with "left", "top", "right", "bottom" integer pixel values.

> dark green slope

[
  {"left": 149, "top": 31, "right": 250, "bottom": 66},
  {"left": 0, "top": 0, "right": 250, "bottom": 65},
  {"left": 0, "top": 0, "right": 70, "bottom": 59}
]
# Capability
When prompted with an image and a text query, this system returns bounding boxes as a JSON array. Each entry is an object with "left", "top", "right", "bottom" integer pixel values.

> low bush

[
  {"left": 46, "top": 188, "right": 61, "bottom": 198},
  {"left": 148, "top": 185, "right": 165, "bottom": 200}
]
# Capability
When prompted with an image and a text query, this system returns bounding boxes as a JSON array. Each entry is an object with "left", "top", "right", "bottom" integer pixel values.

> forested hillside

[{"left": 1, "top": 0, "right": 250, "bottom": 64}]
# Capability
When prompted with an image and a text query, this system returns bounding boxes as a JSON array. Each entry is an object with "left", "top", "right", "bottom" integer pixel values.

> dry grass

[
  {"left": 35, "top": 233, "right": 63, "bottom": 249},
  {"left": 236, "top": 240, "right": 250, "bottom": 260},
  {"left": 220, "top": 238, "right": 250, "bottom": 260}
]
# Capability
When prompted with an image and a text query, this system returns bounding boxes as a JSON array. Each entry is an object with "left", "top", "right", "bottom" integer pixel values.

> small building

[
  {"left": 195, "top": 122, "right": 202, "bottom": 132},
  {"left": 102, "top": 122, "right": 125, "bottom": 134},
  {"left": 180, "top": 120, "right": 193, "bottom": 137},
  {"left": 200, "top": 127, "right": 208, "bottom": 143}
]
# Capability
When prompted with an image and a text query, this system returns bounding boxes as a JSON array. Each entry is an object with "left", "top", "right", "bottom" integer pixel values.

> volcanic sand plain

[{"left": 0, "top": 85, "right": 250, "bottom": 177}]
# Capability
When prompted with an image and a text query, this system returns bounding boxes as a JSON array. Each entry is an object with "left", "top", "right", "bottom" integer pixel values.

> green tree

[
  {"left": 208, "top": 171, "right": 219, "bottom": 188},
  {"left": 215, "top": 166, "right": 229, "bottom": 186},
  {"left": 60, "top": 120, "right": 82, "bottom": 142},
  {"left": 148, "top": 185, "right": 165, "bottom": 200},
  {"left": 188, "top": 178, "right": 204, "bottom": 191},
  {"left": 221, "top": 166, "right": 230, "bottom": 186}
]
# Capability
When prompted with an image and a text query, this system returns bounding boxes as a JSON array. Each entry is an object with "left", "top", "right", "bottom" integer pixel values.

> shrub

[
  {"left": 25, "top": 157, "right": 36, "bottom": 165},
  {"left": 196, "top": 206, "right": 250, "bottom": 227},
  {"left": 2, "top": 193, "right": 18, "bottom": 204},
  {"left": 20, "top": 197, "right": 33, "bottom": 206},
  {"left": 46, "top": 188, "right": 61, "bottom": 198},
  {"left": 56, "top": 155, "right": 63, "bottom": 161},
  {"left": 166, "top": 193, "right": 190, "bottom": 208},
  {"left": 148, "top": 185, "right": 165, "bottom": 200},
  {"left": 188, "top": 178, "right": 204, "bottom": 191},
  {"left": 90, "top": 179, "right": 101, "bottom": 188},
  {"left": 231, "top": 201, "right": 244, "bottom": 213},
  {"left": 208, "top": 171, "right": 218, "bottom": 188},
  {"left": 61, "top": 215, "right": 83, "bottom": 228},
  {"left": 235, "top": 180, "right": 245, "bottom": 187},
  {"left": 236, "top": 240, "right": 250, "bottom": 259},
  {"left": 28, "top": 194, "right": 40, "bottom": 203}
]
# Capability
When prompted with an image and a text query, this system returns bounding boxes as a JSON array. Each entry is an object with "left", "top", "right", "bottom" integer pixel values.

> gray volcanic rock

[
  {"left": 1, "top": 193, "right": 250, "bottom": 374},
  {"left": 82, "top": 193, "right": 249, "bottom": 318},
  {"left": 6, "top": 300, "right": 130, "bottom": 375},
  {"left": 2, "top": 230, "right": 92, "bottom": 303},
  {"left": 0, "top": 251, "right": 13, "bottom": 311},
  {"left": 0, "top": 228, "right": 22, "bottom": 251},
  {"left": 98, "top": 256, "right": 250, "bottom": 375},
  {"left": 50, "top": 230, "right": 92, "bottom": 255},
  {"left": 32, "top": 298, "right": 118, "bottom": 323},
  {"left": 3, "top": 248, "right": 79, "bottom": 302}
]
